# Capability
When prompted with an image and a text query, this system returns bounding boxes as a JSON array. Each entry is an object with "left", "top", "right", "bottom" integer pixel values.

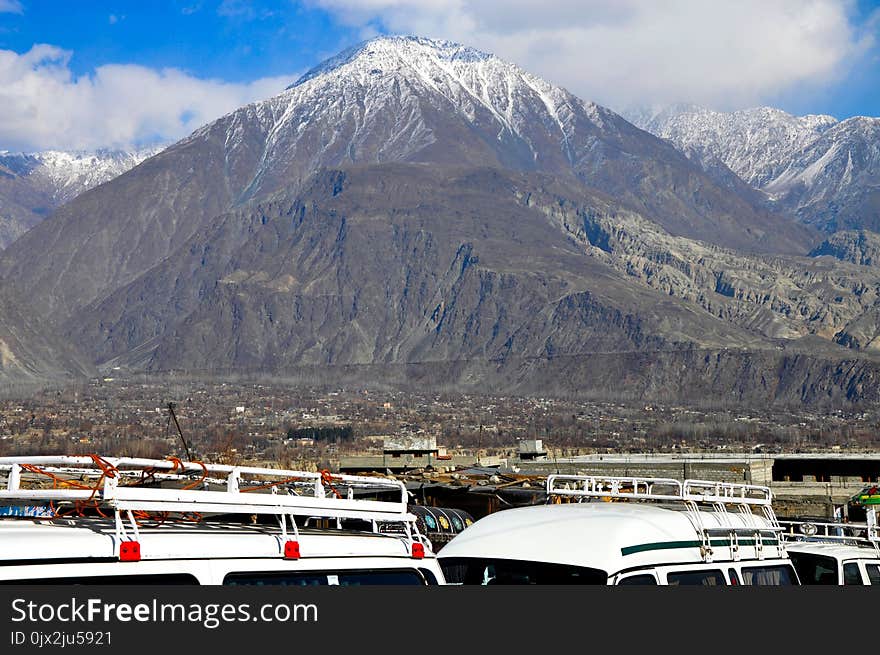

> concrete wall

[
  {"left": 340, "top": 453, "right": 502, "bottom": 472},
  {"left": 770, "top": 481, "right": 866, "bottom": 519},
  {"left": 515, "top": 459, "right": 757, "bottom": 484}
]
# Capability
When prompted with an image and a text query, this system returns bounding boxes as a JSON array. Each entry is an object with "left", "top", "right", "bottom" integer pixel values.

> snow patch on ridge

[{"left": 0, "top": 146, "right": 165, "bottom": 204}]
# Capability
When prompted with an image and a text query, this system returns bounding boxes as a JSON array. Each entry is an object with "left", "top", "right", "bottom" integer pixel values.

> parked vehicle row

[
  {"left": 0, "top": 455, "right": 444, "bottom": 585},
  {"left": 0, "top": 456, "right": 876, "bottom": 585}
]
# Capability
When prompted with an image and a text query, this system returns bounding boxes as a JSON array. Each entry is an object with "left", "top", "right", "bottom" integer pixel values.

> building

[
  {"left": 517, "top": 439, "right": 547, "bottom": 461},
  {"left": 339, "top": 435, "right": 502, "bottom": 473}
]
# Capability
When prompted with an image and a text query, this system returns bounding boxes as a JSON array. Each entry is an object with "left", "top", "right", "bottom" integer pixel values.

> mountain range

[
  {"left": 629, "top": 105, "right": 880, "bottom": 233},
  {"left": 0, "top": 147, "right": 163, "bottom": 249},
  {"left": 2, "top": 36, "right": 880, "bottom": 405}
]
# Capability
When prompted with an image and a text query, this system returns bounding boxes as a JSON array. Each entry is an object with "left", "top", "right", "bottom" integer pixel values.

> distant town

[{"left": 1, "top": 376, "right": 879, "bottom": 471}]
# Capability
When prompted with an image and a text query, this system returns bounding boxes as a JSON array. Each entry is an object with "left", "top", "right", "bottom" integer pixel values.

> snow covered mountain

[
  {"left": 0, "top": 36, "right": 814, "bottom": 322},
  {"left": 11, "top": 36, "right": 879, "bottom": 404},
  {"left": 189, "top": 35, "right": 809, "bottom": 258},
  {"left": 0, "top": 146, "right": 163, "bottom": 248},
  {"left": 629, "top": 105, "right": 880, "bottom": 233},
  {"left": 628, "top": 105, "right": 837, "bottom": 188},
  {"left": 763, "top": 117, "right": 880, "bottom": 232}
]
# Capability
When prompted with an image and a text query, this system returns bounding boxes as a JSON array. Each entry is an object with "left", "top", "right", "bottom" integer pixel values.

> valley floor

[{"left": 0, "top": 375, "right": 878, "bottom": 468}]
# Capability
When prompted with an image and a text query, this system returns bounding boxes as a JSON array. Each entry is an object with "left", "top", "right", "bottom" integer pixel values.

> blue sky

[
  {"left": 0, "top": 1, "right": 878, "bottom": 151},
  {"left": 0, "top": 1, "right": 353, "bottom": 85}
]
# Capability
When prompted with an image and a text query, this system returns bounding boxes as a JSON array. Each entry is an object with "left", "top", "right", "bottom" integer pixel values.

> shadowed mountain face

[
  {"left": 61, "top": 163, "right": 880, "bottom": 405},
  {"left": 0, "top": 281, "right": 94, "bottom": 386},
  {"left": 70, "top": 165, "right": 758, "bottom": 371},
  {"left": 2, "top": 36, "right": 876, "bottom": 404},
  {"left": 810, "top": 230, "right": 880, "bottom": 267},
  {"left": 0, "top": 159, "right": 49, "bottom": 250}
]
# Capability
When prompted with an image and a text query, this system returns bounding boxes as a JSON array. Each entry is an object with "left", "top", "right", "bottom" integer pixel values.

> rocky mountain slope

[
  {"left": 69, "top": 165, "right": 755, "bottom": 369},
  {"left": 67, "top": 163, "right": 880, "bottom": 405},
  {"left": 0, "top": 281, "right": 94, "bottom": 387},
  {"left": 0, "top": 147, "right": 162, "bottom": 249},
  {"left": 810, "top": 230, "right": 880, "bottom": 266},
  {"left": 630, "top": 105, "right": 880, "bottom": 233}
]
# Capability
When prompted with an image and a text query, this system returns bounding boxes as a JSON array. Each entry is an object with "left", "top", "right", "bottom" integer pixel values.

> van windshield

[
  {"left": 440, "top": 557, "right": 607, "bottom": 585},
  {"left": 788, "top": 552, "right": 838, "bottom": 585}
]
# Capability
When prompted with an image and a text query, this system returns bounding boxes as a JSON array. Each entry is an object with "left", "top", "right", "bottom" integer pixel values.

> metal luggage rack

[
  {"left": 546, "top": 475, "right": 783, "bottom": 562},
  {"left": 778, "top": 509, "right": 878, "bottom": 551},
  {"left": 0, "top": 455, "right": 431, "bottom": 562}
]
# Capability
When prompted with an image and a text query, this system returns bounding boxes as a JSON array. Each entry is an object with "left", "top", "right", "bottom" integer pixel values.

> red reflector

[
  {"left": 411, "top": 542, "right": 425, "bottom": 559},
  {"left": 284, "top": 540, "right": 301, "bottom": 559},
  {"left": 119, "top": 541, "right": 141, "bottom": 562}
]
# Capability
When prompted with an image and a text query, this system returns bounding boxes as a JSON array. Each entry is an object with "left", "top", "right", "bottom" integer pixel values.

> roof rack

[
  {"left": 547, "top": 475, "right": 774, "bottom": 506},
  {"left": 779, "top": 508, "right": 878, "bottom": 551},
  {"left": 546, "top": 475, "right": 783, "bottom": 563},
  {"left": 0, "top": 455, "right": 430, "bottom": 561}
]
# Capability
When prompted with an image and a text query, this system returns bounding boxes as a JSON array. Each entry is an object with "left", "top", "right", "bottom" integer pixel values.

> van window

[
  {"left": 866, "top": 564, "right": 880, "bottom": 586},
  {"left": 727, "top": 569, "right": 740, "bottom": 586},
  {"left": 843, "top": 563, "right": 863, "bottom": 586},
  {"left": 740, "top": 565, "right": 795, "bottom": 586},
  {"left": 223, "top": 569, "right": 427, "bottom": 586},
  {"left": 788, "top": 552, "right": 838, "bottom": 585},
  {"left": 616, "top": 574, "right": 658, "bottom": 585},
  {"left": 666, "top": 570, "right": 726, "bottom": 586},
  {"left": 0, "top": 574, "right": 199, "bottom": 585},
  {"left": 440, "top": 558, "right": 607, "bottom": 585}
]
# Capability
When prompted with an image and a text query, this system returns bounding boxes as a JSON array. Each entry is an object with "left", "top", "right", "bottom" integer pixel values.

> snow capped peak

[
  {"left": 27, "top": 147, "right": 165, "bottom": 201},
  {"left": 210, "top": 33, "right": 619, "bottom": 198},
  {"left": 836, "top": 115, "right": 880, "bottom": 134},
  {"left": 289, "top": 36, "right": 495, "bottom": 89},
  {"left": 628, "top": 103, "right": 843, "bottom": 187}
]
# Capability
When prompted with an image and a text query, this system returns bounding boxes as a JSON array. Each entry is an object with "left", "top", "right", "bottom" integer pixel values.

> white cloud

[
  {"left": 0, "top": 45, "right": 294, "bottom": 151},
  {"left": 310, "top": 0, "right": 876, "bottom": 111},
  {"left": 0, "top": 0, "right": 22, "bottom": 14}
]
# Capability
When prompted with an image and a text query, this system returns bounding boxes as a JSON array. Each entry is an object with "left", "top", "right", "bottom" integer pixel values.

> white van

[
  {"left": 0, "top": 455, "right": 444, "bottom": 585},
  {"left": 780, "top": 512, "right": 879, "bottom": 586},
  {"left": 785, "top": 543, "right": 879, "bottom": 585},
  {"left": 439, "top": 475, "right": 798, "bottom": 585}
]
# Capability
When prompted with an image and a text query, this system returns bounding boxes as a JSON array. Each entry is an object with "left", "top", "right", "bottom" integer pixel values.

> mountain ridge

[
  {"left": 629, "top": 104, "right": 880, "bottom": 233},
  {"left": 0, "top": 146, "right": 164, "bottom": 249}
]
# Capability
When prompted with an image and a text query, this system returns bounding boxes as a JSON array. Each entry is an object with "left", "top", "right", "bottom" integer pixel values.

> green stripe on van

[
  {"left": 621, "top": 537, "right": 780, "bottom": 556},
  {"left": 621, "top": 540, "right": 702, "bottom": 556}
]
